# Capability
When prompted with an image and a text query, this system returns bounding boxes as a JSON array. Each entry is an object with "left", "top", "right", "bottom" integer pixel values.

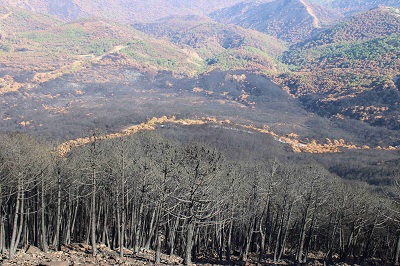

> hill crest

[
  {"left": 0, "top": 0, "right": 244, "bottom": 23},
  {"left": 210, "top": 0, "right": 342, "bottom": 43},
  {"left": 133, "top": 15, "right": 287, "bottom": 73},
  {"left": 295, "top": 6, "right": 400, "bottom": 49}
]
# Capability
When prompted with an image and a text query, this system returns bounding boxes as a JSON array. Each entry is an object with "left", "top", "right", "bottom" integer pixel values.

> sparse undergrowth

[
  {"left": 0, "top": 244, "right": 386, "bottom": 266},
  {"left": 1, "top": 244, "right": 182, "bottom": 266}
]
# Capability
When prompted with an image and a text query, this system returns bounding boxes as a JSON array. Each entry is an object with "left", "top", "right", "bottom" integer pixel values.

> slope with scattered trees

[
  {"left": 210, "top": 0, "right": 342, "bottom": 43},
  {"left": 0, "top": 131, "right": 400, "bottom": 265},
  {"left": 134, "top": 15, "right": 287, "bottom": 74},
  {"left": 0, "top": 0, "right": 243, "bottom": 22},
  {"left": 280, "top": 7, "right": 400, "bottom": 129}
]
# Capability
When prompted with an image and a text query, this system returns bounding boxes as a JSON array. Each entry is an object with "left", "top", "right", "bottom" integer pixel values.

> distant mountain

[
  {"left": 0, "top": 4, "right": 61, "bottom": 33},
  {"left": 0, "top": 6, "right": 210, "bottom": 96},
  {"left": 0, "top": 0, "right": 243, "bottom": 23},
  {"left": 2, "top": 0, "right": 400, "bottom": 139},
  {"left": 309, "top": 0, "right": 400, "bottom": 15},
  {"left": 281, "top": 7, "right": 400, "bottom": 129},
  {"left": 210, "top": 0, "right": 342, "bottom": 43},
  {"left": 134, "top": 15, "right": 287, "bottom": 74},
  {"left": 295, "top": 6, "right": 400, "bottom": 48}
]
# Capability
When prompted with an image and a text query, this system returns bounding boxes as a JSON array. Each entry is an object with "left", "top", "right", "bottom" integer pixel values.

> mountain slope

[
  {"left": 308, "top": 0, "right": 400, "bottom": 15},
  {"left": 134, "top": 15, "right": 287, "bottom": 74},
  {"left": 296, "top": 6, "right": 400, "bottom": 48},
  {"left": 0, "top": 4, "right": 62, "bottom": 32},
  {"left": 1, "top": 0, "right": 400, "bottom": 147},
  {"left": 0, "top": 0, "right": 244, "bottom": 23},
  {"left": 281, "top": 7, "right": 400, "bottom": 129},
  {"left": 210, "top": 0, "right": 342, "bottom": 43},
  {"left": 0, "top": 8, "right": 209, "bottom": 97}
]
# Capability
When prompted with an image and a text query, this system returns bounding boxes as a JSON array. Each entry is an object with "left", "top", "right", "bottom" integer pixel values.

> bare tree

[{"left": 173, "top": 144, "right": 226, "bottom": 265}]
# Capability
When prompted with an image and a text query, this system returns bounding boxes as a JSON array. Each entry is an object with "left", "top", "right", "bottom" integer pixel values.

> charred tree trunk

[
  {"left": 168, "top": 216, "right": 179, "bottom": 256},
  {"left": 278, "top": 203, "right": 293, "bottom": 261},
  {"left": 242, "top": 216, "right": 255, "bottom": 262},
  {"left": 155, "top": 227, "right": 162, "bottom": 264},
  {"left": 184, "top": 220, "right": 194, "bottom": 265},
  {"left": 134, "top": 200, "right": 144, "bottom": 253},
  {"left": 274, "top": 206, "right": 285, "bottom": 263},
  {"left": 0, "top": 185, "right": 4, "bottom": 255},
  {"left": 91, "top": 164, "right": 97, "bottom": 255},
  {"left": 119, "top": 147, "right": 125, "bottom": 257},
  {"left": 226, "top": 219, "right": 233, "bottom": 264},
  {"left": 394, "top": 231, "right": 400, "bottom": 266},
  {"left": 41, "top": 172, "right": 48, "bottom": 252},
  {"left": 52, "top": 170, "right": 62, "bottom": 249},
  {"left": 9, "top": 177, "right": 22, "bottom": 260},
  {"left": 144, "top": 208, "right": 157, "bottom": 250}
]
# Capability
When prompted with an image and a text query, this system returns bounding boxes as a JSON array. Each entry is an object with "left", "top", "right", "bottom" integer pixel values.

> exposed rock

[
  {"left": 78, "top": 243, "right": 91, "bottom": 250},
  {"left": 313, "top": 260, "right": 324, "bottom": 266},
  {"left": 26, "top": 245, "right": 44, "bottom": 254},
  {"left": 38, "top": 261, "right": 69, "bottom": 266}
]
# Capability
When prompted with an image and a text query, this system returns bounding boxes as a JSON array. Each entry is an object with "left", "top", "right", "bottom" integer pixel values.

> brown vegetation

[
  {"left": 280, "top": 7, "right": 400, "bottom": 129},
  {"left": 57, "top": 116, "right": 399, "bottom": 157}
]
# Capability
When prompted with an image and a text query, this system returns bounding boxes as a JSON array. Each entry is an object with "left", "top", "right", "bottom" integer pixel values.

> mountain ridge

[
  {"left": 330, "top": 0, "right": 400, "bottom": 15},
  {"left": 294, "top": 6, "right": 400, "bottom": 49},
  {"left": 133, "top": 15, "right": 287, "bottom": 74},
  {"left": 1, "top": 0, "right": 400, "bottom": 142},
  {"left": 0, "top": 0, "right": 244, "bottom": 23},
  {"left": 210, "top": 0, "right": 343, "bottom": 43},
  {"left": 280, "top": 7, "right": 400, "bottom": 129}
]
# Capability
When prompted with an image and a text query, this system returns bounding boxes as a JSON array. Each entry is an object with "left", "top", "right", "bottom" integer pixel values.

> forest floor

[
  {"left": 1, "top": 244, "right": 183, "bottom": 266},
  {"left": 0, "top": 244, "right": 379, "bottom": 266}
]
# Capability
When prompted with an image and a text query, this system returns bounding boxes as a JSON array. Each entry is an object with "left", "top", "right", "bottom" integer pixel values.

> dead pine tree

[
  {"left": 120, "top": 146, "right": 126, "bottom": 257},
  {"left": 40, "top": 171, "right": 49, "bottom": 253},
  {"left": 150, "top": 140, "right": 178, "bottom": 264},
  {"left": 88, "top": 132, "right": 102, "bottom": 256},
  {"left": 173, "top": 144, "right": 226, "bottom": 265},
  {"left": 52, "top": 168, "right": 62, "bottom": 250}
]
